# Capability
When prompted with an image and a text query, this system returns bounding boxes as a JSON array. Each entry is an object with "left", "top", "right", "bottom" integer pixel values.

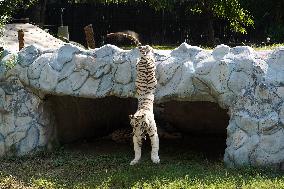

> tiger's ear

[{"left": 129, "top": 115, "right": 134, "bottom": 119}]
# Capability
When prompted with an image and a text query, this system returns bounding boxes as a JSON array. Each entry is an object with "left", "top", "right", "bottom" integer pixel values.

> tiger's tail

[{"left": 106, "top": 32, "right": 141, "bottom": 47}]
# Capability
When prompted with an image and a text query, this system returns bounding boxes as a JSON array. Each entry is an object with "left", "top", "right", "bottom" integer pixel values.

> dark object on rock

[
  {"left": 11, "top": 18, "right": 29, "bottom": 24},
  {"left": 106, "top": 30, "right": 140, "bottom": 46},
  {"left": 84, "top": 24, "right": 95, "bottom": 49},
  {"left": 18, "top": 29, "right": 24, "bottom": 50}
]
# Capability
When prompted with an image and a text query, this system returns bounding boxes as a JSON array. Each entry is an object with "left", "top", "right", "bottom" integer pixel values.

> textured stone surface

[
  {"left": 0, "top": 42, "right": 284, "bottom": 168},
  {"left": 0, "top": 76, "right": 56, "bottom": 156}
]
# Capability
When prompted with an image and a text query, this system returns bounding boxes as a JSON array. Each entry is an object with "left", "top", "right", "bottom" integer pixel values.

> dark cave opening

[
  {"left": 47, "top": 96, "right": 137, "bottom": 144},
  {"left": 158, "top": 101, "right": 229, "bottom": 158},
  {"left": 47, "top": 96, "right": 229, "bottom": 158}
]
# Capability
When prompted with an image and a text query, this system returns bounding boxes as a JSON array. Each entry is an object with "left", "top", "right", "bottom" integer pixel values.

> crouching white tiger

[{"left": 129, "top": 109, "right": 160, "bottom": 165}]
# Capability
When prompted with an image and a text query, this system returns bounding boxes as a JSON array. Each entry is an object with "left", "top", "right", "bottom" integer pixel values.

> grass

[
  {"left": 252, "top": 43, "right": 284, "bottom": 50},
  {"left": 119, "top": 43, "right": 284, "bottom": 51},
  {"left": 0, "top": 139, "right": 284, "bottom": 189},
  {"left": 119, "top": 45, "right": 177, "bottom": 50}
]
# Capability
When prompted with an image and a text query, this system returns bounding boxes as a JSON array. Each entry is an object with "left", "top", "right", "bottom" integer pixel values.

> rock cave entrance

[
  {"left": 47, "top": 96, "right": 137, "bottom": 143},
  {"left": 160, "top": 101, "right": 229, "bottom": 158},
  {"left": 47, "top": 96, "right": 229, "bottom": 158}
]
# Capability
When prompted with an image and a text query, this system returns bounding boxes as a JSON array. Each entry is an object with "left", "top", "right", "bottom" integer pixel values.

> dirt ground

[{"left": 63, "top": 134, "right": 226, "bottom": 160}]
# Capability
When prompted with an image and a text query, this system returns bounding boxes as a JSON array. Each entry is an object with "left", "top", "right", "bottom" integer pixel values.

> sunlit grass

[
  {"left": 119, "top": 43, "right": 284, "bottom": 51},
  {"left": 252, "top": 43, "right": 284, "bottom": 50},
  {"left": 119, "top": 45, "right": 177, "bottom": 50},
  {"left": 0, "top": 140, "right": 284, "bottom": 189}
]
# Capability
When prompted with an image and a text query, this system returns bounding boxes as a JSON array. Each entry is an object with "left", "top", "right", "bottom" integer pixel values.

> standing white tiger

[{"left": 107, "top": 33, "right": 160, "bottom": 165}]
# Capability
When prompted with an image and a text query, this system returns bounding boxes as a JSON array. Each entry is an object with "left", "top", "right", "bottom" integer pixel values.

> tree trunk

[
  {"left": 39, "top": 0, "right": 48, "bottom": 26},
  {"left": 204, "top": 0, "right": 215, "bottom": 46},
  {"left": 206, "top": 16, "right": 215, "bottom": 46},
  {"left": 28, "top": 0, "right": 48, "bottom": 26}
]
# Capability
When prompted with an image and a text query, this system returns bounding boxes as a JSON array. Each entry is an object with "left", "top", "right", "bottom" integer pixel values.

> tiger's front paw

[
  {"left": 130, "top": 159, "right": 140, "bottom": 165},
  {"left": 151, "top": 156, "right": 160, "bottom": 164}
]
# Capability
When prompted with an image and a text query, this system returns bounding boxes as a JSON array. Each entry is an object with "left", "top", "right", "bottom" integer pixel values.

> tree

[
  {"left": 241, "top": 0, "right": 284, "bottom": 42},
  {"left": 0, "top": 0, "right": 39, "bottom": 47},
  {"left": 189, "top": 0, "right": 254, "bottom": 45},
  {"left": 28, "top": 0, "right": 48, "bottom": 26},
  {"left": 0, "top": 0, "right": 39, "bottom": 19},
  {"left": 0, "top": 0, "right": 39, "bottom": 26},
  {"left": 66, "top": 0, "right": 254, "bottom": 45},
  {"left": 0, "top": 0, "right": 254, "bottom": 46},
  {"left": 0, "top": 0, "right": 40, "bottom": 47}
]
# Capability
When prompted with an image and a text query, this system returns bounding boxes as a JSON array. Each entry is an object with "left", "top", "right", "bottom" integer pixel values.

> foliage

[
  {"left": 4, "top": 54, "right": 17, "bottom": 70},
  {"left": 213, "top": 0, "right": 254, "bottom": 34},
  {"left": 67, "top": 0, "right": 254, "bottom": 34},
  {"left": 0, "top": 0, "right": 39, "bottom": 48},
  {"left": 0, "top": 14, "right": 9, "bottom": 46},
  {"left": 0, "top": 53, "right": 18, "bottom": 71},
  {"left": 0, "top": 15, "right": 8, "bottom": 29},
  {"left": 241, "top": 0, "right": 284, "bottom": 42},
  {"left": 0, "top": 0, "right": 38, "bottom": 16},
  {"left": 67, "top": 0, "right": 174, "bottom": 10},
  {"left": 0, "top": 0, "right": 38, "bottom": 26},
  {"left": 188, "top": 0, "right": 254, "bottom": 34},
  {"left": 267, "top": 25, "right": 284, "bottom": 42}
]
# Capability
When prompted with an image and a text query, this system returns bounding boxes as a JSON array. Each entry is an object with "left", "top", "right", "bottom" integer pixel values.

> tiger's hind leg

[
  {"left": 150, "top": 134, "right": 160, "bottom": 164},
  {"left": 130, "top": 134, "right": 143, "bottom": 165},
  {"left": 148, "top": 122, "right": 160, "bottom": 164}
]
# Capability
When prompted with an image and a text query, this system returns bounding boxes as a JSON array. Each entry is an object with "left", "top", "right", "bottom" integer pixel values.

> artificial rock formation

[{"left": 0, "top": 42, "right": 284, "bottom": 168}]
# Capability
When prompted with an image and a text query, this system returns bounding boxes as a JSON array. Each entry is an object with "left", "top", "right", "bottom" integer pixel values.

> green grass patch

[
  {"left": 121, "top": 45, "right": 177, "bottom": 50},
  {"left": 119, "top": 43, "right": 284, "bottom": 51},
  {"left": 0, "top": 140, "right": 284, "bottom": 189},
  {"left": 252, "top": 43, "right": 284, "bottom": 50},
  {"left": 151, "top": 45, "right": 178, "bottom": 50}
]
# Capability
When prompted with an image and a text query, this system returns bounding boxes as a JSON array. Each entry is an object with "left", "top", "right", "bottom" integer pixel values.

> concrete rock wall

[{"left": 0, "top": 43, "right": 284, "bottom": 168}]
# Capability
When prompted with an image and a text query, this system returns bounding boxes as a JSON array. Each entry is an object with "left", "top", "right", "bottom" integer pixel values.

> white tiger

[
  {"left": 107, "top": 33, "right": 159, "bottom": 165},
  {"left": 129, "top": 108, "right": 159, "bottom": 165},
  {"left": 130, "top": 45, "right": 159, "bottom": 165},
  {"left": 135, "top": 45, "right": 157, "bottom": 96}
]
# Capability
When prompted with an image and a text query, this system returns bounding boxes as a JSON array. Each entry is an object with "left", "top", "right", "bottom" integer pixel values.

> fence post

[
  {"left": 57, "top": 26, "right": 69, "bottom": 41},
  {"left": 84, "top": 24, "right": 95, "bottom": 49},
  {"left": 18, "top": 29, "right": 25, "bottom": 51}
]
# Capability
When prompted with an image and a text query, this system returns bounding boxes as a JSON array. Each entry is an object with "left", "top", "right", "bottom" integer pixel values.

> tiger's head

[{"left": 138, "top": 45, "right": 154, "bottom": 58}]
